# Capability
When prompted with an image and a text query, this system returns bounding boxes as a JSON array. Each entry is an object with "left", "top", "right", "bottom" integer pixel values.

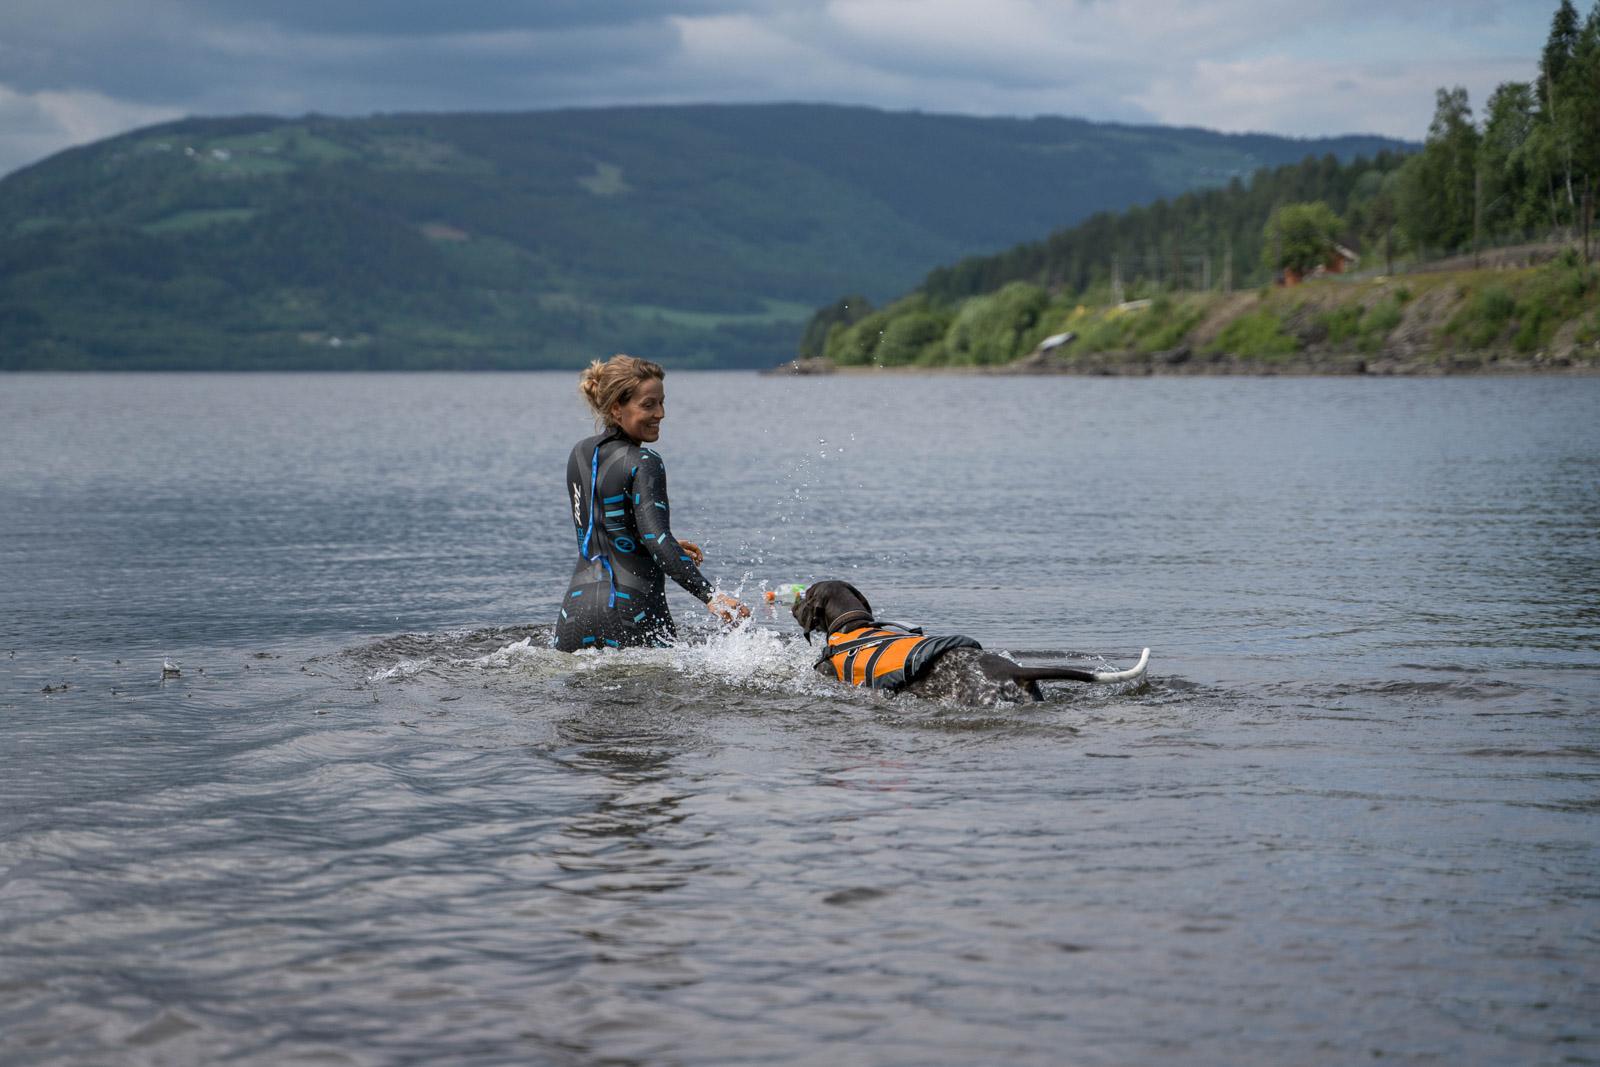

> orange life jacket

[{"left": 819, "top": 624, "right": 982, "bottom": 691}]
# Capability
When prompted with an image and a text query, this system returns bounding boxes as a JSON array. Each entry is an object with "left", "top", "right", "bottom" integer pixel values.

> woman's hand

[
  {"left": 678, "top": 540, "right": 705, "bottom": 565},
  {"left": 707, "top": 593, "right": 751, "bottom": 624}
]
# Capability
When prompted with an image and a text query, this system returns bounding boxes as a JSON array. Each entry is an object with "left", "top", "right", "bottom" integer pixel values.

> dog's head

[{"left": 792, "top": 579, "right": 873, "bottom": 642}]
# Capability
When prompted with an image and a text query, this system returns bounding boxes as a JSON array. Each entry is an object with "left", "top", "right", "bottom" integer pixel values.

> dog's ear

[{"left": 791, "top": 586, "right": 821, "bottom": 643}]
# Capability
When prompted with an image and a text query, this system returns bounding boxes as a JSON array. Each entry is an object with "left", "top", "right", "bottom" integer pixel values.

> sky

[{"left": 0, "top": 0, "right": 1566, "bottom": 177}]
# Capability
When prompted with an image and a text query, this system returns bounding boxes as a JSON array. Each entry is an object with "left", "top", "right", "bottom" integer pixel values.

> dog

[{"left": 791, "top": 579, "right": 1147, "bottom": 704}]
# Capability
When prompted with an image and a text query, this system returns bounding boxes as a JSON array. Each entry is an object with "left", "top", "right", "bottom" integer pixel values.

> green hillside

[{"left": 0, "top": 104, "right": 1405, "bottom": 370}]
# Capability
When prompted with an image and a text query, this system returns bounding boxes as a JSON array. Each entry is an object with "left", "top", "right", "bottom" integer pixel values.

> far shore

[
  {"left": 765, "top": 353, "right": 1600, "bottom": 378},
  {"left": 778, "top": 252, "right": 1600, "bottom": 379}
]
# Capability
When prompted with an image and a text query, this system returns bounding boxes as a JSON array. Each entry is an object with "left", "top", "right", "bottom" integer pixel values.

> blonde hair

[{"left": 578, "top": 354, "right": 665, "bottom": 428}]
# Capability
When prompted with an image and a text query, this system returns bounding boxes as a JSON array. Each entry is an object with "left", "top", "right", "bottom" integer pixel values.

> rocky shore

[{"left": 769, "top": 347, "right": 1599, "bottom": 377}]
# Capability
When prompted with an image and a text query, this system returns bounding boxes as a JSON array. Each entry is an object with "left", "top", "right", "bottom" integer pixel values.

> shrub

[
  {"left": 1014, "top": 294, "right": 1086, "bottom": 354},
  {"left": 799, "top": 294, "right": 872, "bottom": 358},
  {"left": 1209, "top": 307, "right": 1298, "bottom": 360},
  {"left": 1071, "top": 309, "right": 1136, "bottom": 353},
  {"left": 1513, "top": 305, "right": 1552, "bottom": 353},
  {"left": 1359, "top": 295, "right": 1405, "bottom": 352},
  {"left": 944, "top": 282, "right": 1048, "bottom": 364},
  {"left": 1447, "top": 285, "right": 1517, "bottom": 349},
  {"left": 825, "top": 306, "right": 894, "bottom": 365},
  {"left": 875, "top": 308, "right": 951, "bottom": 366},
  {"left": 1135, "top": 297, "right": 1207, "bottom": 351},
  {"left": 1576, "top": 308, "right": 1600, "bottom": 346},
  {"left": 1318, "top": 304, "right": 1364, "bottom": 345}
]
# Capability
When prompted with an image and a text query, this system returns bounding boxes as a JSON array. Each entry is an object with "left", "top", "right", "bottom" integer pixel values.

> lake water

[{"left": 2, "top": 372, "right": 1597, "bottom": 1066}]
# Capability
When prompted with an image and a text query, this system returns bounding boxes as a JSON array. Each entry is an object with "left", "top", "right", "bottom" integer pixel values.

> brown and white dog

[{"left": 792, "top": 580, "right": 1148, "bottom": 704}]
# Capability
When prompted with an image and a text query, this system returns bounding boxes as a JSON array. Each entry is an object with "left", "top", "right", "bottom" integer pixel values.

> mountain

[{"left": 0, "top": 104, "right": 1408, "bottom": 370}]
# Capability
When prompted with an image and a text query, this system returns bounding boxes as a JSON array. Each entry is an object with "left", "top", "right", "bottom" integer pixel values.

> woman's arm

[{"left": 631, "top": 449, "right": 717, "bottom": 603}]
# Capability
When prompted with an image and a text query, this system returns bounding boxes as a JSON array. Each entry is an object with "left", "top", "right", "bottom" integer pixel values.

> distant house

[{"left": 1284, "top": 243, "right": 1361, "bottom": 286}]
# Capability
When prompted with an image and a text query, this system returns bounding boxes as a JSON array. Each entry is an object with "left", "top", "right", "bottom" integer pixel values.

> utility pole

[
  {"left": 1473, "top": 163, "right": 1483, "bottom": 269},
  {"left": 1170, "top": 227, "right": 1183, "bottom": 292},
  {"left": 1584, "top": 185, "right": 1595, "bottom": 263}
]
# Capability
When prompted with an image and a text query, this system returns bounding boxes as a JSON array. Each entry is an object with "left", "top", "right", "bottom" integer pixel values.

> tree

[
  {"left": 1539, "top": 0, "right": 1582, "bottom": 111},
  {"left": 1398, "top": 87, "right": 1480, "bottom": 254},
  {"left": 1480, "top": 82, "right": 1538, "bottom": 238},
  {"left": 1538, "top": 0, "right": 1593, "bottom": 231},
  {"left": 798, "top": 294, "right": 871, "bottom": 359},
  {"left": 1350, "top": 169, "right": 1403, "bottom": 274},
  {"left": 1568, "top": 2, "right": 1600, "bottom": 256},
  {"left": 944, "top": 282, "right": 1049, "bottom": 364},
  {"left": 1261, "top": 202, "right": 1344, "bottom": 276}
]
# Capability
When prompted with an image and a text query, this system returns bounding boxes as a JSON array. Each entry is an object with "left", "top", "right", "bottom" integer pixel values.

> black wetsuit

[{"left": 554, "top": 428, "right": 715, "bottom": 651}]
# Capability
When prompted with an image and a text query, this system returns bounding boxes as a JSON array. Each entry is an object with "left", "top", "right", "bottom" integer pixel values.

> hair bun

[{"left": 578, "top": 359, "right": 606, "bottom": 407}]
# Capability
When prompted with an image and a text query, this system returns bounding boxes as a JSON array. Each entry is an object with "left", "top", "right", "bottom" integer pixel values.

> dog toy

[{"left": 763, "top": 583, "right": 808, "bottom": 604}]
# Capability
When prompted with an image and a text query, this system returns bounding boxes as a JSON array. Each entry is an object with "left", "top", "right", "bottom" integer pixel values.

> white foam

[
  {"left": 369, "top": 657, "right": 434, "bottom": 682},
  {"left": 466, "top": 636, "right": 545, "bottom": 669},
  {"left": 667, "top": 622, "right": 822, "bottom": 692},
  {"left": 367, "top": 619, "right": 834, "bottom": 697},
  {"left": 521, "top": 621, "right": 829, "bottom": 695}
]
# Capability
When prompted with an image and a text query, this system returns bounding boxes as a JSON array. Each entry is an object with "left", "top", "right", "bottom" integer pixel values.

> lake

[{"left": 2, "top": 371, "right": 1597, "bottom": 1066}]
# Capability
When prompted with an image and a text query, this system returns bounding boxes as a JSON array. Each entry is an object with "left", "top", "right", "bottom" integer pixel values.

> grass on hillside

[
  {"left": 142, "top": 208, "right": 259, "bottom": 234},
  {"left": 204, "top": 127, "right": 358, "bottom": 166},
  {"left": 625, "top": 299, "right": 814, "bottom": 329},
  {"left": 1206, "top": 306, "right": 1300, "bottom": 360},
  {"left": 1068, "top": 296, "right": 1211, "bottom": 354}
]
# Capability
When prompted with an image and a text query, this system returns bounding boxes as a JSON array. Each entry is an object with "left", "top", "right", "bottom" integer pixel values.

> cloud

[
  {"left": 0, "top": 85, "right": 182, "bottom": 175},
  {"left": 0, "top": 0, "right": 1557, "bottom": 175},
  {"left": 188, "top": 0, "right": 772, "bottom": 37},
  {"left": 1135, "top": 53, "right": 1537, "bottom": 139}
]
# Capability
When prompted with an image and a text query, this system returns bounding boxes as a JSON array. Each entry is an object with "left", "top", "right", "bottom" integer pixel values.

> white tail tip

[{"left": 1090, "top": 647, "right": 1149, "bottom": 684}]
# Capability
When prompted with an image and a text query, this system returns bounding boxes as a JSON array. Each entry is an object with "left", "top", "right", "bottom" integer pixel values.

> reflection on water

[{"left": 1, "top": 374, "right": 1598, "bottom": 1065}]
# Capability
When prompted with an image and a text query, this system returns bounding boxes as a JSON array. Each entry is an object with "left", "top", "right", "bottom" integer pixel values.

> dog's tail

[{"left": 1011, "top": 648, "right": 1150, "bottom": 685}]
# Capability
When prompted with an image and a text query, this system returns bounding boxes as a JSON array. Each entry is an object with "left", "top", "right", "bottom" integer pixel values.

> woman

[{"left": 554, "top": 354, "right": 749, "bottom": 651}]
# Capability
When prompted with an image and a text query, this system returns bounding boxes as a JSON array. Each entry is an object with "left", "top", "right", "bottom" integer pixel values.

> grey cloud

[
  {"left": 0, "top": 0, "right": 1555, "bottom": 175},
  {"left": 0, "top": 92, "right": 63, "bottom": 137},
  {"left": 1, "top": 5, "right": 686, "bottom": 113},
  {"left": 188, "top": 0, "right": 761, "bottom": 35},
  {"left": 250, "top": 21, "right": 687, "bottom": 116},
  {"left": 0, "top": 86, "right": 181, "bottom": 175}
]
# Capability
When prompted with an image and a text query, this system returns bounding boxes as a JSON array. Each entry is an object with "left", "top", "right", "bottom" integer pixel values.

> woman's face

[{"left": 610, "top": 378, "right": 664, "bottom": 443}]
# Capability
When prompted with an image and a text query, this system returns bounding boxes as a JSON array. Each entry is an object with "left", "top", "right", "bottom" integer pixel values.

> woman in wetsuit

[{"left": 554, "top": 354, "right": 749, "bottom": 651}]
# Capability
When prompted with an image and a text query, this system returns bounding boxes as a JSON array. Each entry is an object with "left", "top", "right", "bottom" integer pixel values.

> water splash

[
  {"left": 369, "top": 657, "right": 435, "bottom": 681},
  {"left": 666, "top": 622, "right": 824, "bottom": 693}
]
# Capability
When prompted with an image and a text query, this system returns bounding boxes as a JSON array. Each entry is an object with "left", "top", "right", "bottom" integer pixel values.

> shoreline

[{"left": 766, "top": 354, "right": 1600, "bottom": 378}]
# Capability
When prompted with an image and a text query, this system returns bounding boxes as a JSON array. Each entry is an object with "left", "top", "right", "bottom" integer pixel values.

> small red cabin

[{"left": 1283, "top": 243, "right": 1360, "bottom": 286}]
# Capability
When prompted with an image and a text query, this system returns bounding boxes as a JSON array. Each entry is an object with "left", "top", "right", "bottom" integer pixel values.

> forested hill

[{"left": 0, "top": 104, "right": 1406, "bottom": 370}]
